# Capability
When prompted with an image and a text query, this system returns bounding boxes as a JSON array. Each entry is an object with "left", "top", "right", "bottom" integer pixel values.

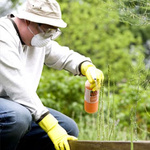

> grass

[
  {"left": 77, "top": 64, "right": 150, "bottom": 143},
  {"left": 77, "top": 97, "right": 150, "bottom": 141}
]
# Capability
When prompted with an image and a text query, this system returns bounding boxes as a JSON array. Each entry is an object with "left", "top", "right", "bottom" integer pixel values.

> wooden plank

[{"left": 69, "top": 140, "right": 150, "bottom": 150}]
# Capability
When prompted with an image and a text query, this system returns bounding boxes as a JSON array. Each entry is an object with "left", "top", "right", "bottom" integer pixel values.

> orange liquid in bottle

[{"left": 84, "top": 80, "right": 99, "bottom": 113}]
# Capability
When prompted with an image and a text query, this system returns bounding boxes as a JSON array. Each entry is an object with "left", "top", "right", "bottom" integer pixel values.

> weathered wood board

[{"left": 69, "top": 140, "right": 150, "bottom": 150}]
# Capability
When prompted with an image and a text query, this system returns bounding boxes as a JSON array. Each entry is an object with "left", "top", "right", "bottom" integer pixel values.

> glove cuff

[
  {"left": 81, "top": 62, "right": 95, "bottom": 75},
  {"left": 38, "top": 114, "right": 58, "bottom": 133}
]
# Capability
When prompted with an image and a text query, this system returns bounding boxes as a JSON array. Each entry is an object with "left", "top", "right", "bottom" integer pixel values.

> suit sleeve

[{"left": 44, "top": 41, "right": 91, "bottom": 75}]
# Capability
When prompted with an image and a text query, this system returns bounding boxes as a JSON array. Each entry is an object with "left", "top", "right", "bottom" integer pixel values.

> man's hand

[
  {"left": 81, "top": 62, "right": 104, "bottom": 91},
  {"left": 38, "top": 114, "right": 77, "bottom": 150}
]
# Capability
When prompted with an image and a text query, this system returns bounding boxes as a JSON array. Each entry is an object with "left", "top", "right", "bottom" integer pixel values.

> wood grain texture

[{"left": 69, "top": 140, "right": 150, "bottom": 150}]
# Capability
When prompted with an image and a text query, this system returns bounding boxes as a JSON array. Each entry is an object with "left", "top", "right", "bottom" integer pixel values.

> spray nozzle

[{"left": 90, "top": 69, "right": 97, "bottom": 82}]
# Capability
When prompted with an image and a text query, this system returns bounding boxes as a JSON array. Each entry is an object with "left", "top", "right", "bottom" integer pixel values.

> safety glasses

[{"left": 38, "top": 24, "right": 61, "bottom": 40}]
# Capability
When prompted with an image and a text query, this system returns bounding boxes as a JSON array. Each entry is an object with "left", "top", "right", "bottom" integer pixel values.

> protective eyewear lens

[
  {"left": 38, "top": 24, "right": 61, "bottom": 40},
  {"left": 45, "top": 28, "right": 61, "bottom": 40}
]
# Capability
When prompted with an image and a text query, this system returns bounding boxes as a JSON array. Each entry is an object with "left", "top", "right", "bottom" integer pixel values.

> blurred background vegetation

[{"left": 1, "top": 0, "right": 150, "bottom": 141}]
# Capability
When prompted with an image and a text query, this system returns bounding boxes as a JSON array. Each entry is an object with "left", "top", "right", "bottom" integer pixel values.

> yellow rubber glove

[
  {"left": 81, "top": 61, "right": 104, "bottom": 91},
  {"left": 38, "top": 114, "right": 77, "bottom": 150}
]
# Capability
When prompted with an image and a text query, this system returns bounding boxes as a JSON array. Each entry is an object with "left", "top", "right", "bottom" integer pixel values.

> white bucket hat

[{"left": 15, "top": 0, "right": 67, "bottom": 28}]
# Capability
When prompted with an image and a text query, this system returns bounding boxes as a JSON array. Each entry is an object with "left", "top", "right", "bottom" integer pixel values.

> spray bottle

[{"left": 84, "top": 72, "right": 100, "bottom": 113}]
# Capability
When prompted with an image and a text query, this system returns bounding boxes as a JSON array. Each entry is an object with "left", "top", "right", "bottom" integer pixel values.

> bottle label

[{"left": 84, "top": 88, "right": 99, "bottom": 103}]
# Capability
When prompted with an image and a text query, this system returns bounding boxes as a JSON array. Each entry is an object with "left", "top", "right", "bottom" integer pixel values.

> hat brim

[{"left": 14, "top": 11, "right": 67, "bottom": 28}]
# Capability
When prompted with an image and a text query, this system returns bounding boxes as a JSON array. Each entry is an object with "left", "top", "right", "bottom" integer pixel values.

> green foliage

[
  {"left": 113, "top": 84, "right": 150, "bottom": 140},
  {"left": 37, "top": 66, "right": 87, "bottom": 119},
  {"left": 114, "top": 62, "right": 150, "bottom": 131},
  {"left": 77, "top": 114, "right": 98, "bottom": 140},
  {"left": 11, "top": 0, "right": 21, "bottom": 7},
  {"left": 56, "top": 0, "right": 144, "bottom": 83},
  {"left": 115, "top": 0, "right": 150, "bottom": 25},
  {"left": 77, "top": 81, "right": 150, "bottom": 141},
  {"left": 95, "top": 64, "right": 150, "bottom": 141}
]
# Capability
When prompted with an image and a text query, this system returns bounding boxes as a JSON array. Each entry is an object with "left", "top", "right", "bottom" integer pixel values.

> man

[{"left": 0, "top": 0, "right": 104, "bottom": 150}]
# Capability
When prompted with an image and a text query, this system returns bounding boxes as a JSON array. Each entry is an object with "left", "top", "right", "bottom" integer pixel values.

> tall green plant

[{"left": 57, "top": 0, "right": 144, "bottom": 84}]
